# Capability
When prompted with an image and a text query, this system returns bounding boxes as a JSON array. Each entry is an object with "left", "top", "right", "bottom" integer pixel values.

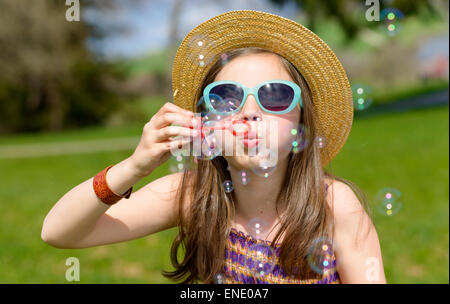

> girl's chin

[
  {"left": 225, "top": 155, "right": 278, "bottom": 171},
  {"left": 223, "top": 147, "right": 293, "bottom": 171}
]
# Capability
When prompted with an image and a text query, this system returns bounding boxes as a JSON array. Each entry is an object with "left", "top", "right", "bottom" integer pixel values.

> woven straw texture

[{"left": 172, "top": 10, "right": 353, "bottom": 167}]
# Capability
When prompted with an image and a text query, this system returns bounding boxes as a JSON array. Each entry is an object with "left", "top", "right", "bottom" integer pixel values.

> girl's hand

[{"left": 128, "top": 102, "right": 198, "bottom": 178}]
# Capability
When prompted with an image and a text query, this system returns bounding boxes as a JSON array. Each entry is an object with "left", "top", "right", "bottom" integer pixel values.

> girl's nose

[{"left": 240, "top": 93, "right": 262, "bottom": 121}]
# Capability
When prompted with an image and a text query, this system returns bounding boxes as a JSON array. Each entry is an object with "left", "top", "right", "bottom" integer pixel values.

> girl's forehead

[{"left": 215, "top": 54, "right": 292, "bottom": 85}]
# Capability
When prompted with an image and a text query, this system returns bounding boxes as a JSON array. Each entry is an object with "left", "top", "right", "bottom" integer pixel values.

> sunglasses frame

[{"left": 203, "top": 79, "right": 303, "bottom": 115}]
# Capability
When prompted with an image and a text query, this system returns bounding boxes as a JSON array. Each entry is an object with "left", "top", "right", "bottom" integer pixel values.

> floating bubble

[
  {"left": 202, "top": 111, "right": 221, "bottom": 123},
  {"left": 380, "top": 8, "right": 404, "bottom": 36},
  {"left": 196, "top": 96, "right": 207, "bottom": 114},
  {"left": 290, "top": 123, "right": 309, "bottom": 154},
  {"left": 191, "top": 117, "right": 223, "bottom": 160},
  {"left": 376, "top": 187, "right": 402, "bottom": 216},
  {"left": 306, "top": 237, "right": 337, "bottom": 275},
  {"left": 315, "top": 136, "right": 326, "bottom": 149},
  {"left": 223, "top": 180, "right": 233, "bottom": 193},
  {"left": 247, "top": 243, "right": 276, "bottom": 279},
  {"left": 251, "top": 164, "right": 277, "bottom": 178},
  {"left": 213, "top": 272, "right": 225, "bottom": 284},
  {"left": 199, "top": 134, "right": 222, "bottom": 160},
  {"left": 238, "top": 170, "right": 250, "bottom": 185},
  {"left": 213, "top": 97, "right": 240, "bottom": 114},
  {"left": 351, "top": 84, "right": 373, "bottom": 111},
  {"left": 169, "top": 156, "right": 180, "bottom": 173},
  {"left": 198, "top": 94, "right": 238, "bottom": 118},
  {"left": 169, "top": 155, "right": 191, "bottom": 173},
  {"left": 246, "top": 217, "right": 269, "bottom": 238},
  {"left": 201, "top": 109, "right": 233, "bottom": 136},
  {"left": 220, "top": 52, "right": 229, "bottom": 66},
  {"left": 185, "top": 34, "right": 217, "bottom": 67}
]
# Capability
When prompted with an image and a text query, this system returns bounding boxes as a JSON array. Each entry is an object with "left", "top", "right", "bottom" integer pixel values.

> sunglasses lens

[
  {"left": 209, "top": 84, "right": 243, "bottom": 113},
  {"left": 258, "top": 83, "right": 294, "bottom": 112}
]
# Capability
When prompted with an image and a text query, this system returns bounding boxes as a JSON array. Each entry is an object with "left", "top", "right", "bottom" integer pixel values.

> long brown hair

[{"left": 162, "top": 47, "right": 372, "bottom": 283}]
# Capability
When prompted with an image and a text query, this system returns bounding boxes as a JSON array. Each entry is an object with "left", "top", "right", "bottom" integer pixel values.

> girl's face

[{"left": 211, "top": 53, "right": 301, "bottom": 171}]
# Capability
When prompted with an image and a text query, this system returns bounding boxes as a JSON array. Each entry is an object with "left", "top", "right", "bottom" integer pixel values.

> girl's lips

[{"left": 242, "top": 138, "right": 259, "bottom": 148}]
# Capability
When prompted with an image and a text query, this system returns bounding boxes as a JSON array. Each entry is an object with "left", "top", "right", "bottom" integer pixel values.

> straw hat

[{"left": 171, "top": 10, "right": 353, "bottom": 167}]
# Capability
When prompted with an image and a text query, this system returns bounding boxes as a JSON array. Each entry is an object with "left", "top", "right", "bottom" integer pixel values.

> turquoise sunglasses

[{"left": 202, "top": 79, "right": 303, "bottom": 115}]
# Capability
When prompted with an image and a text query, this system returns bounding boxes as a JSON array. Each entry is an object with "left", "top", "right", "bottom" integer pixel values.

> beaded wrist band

[{"left": 93, "top": 165, "right": 133, "bottom": 205}]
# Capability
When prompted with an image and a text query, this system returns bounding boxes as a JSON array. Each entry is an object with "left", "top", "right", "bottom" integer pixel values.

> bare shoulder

[
  {"left": 325, "top": 178, "right": 367, "bottom": 218},
  {"left": 325, "top": 178, "right": 374, "bottom": 241}
]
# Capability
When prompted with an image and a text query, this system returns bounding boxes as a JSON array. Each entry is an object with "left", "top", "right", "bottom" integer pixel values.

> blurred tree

[
  {"left": 0, "top": 0, "right": 128, "bottom": 134},
  {"left": 268, "top": 0, "right": 447, "bottom": 40}
]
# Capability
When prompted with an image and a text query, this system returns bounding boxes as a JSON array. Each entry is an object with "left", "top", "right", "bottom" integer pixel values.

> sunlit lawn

[{"left": 0, "top": 105, "right": 448, "bottom": 283}]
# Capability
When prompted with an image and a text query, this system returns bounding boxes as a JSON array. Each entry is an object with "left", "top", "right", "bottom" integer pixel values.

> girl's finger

[
  {"left": 157, "top": 102, "right": 194, "bottom": 118},
  {"left": 153, "top": 112, "right": 198, "bottom": 129},
  {"left": 156, "top": 125, "right": 197, "bottom": 142}
]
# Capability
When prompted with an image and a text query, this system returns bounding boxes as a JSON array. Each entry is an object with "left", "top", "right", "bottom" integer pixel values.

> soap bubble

[
  {"left": 246, "top": 217, "right": 269, "bottom": 239},
  {"left": 169, "top": 156, "right": 181, "bottom": 173},
  {"left": 251, "top": 164, "right": 277, "bottom": 178},
  {"left": 198, "top": 130, "right": 222, "bottom": 160},
  {"left": 376, "top": 187, "right": 402, "bottom": 216},
  {"left": 202, "top": 111, "right": 224, "bottom": 124},
  {"left": 380, "top": 8, "right": 404, "bottom": 36},
  {"left": 247, "top": 243, "right": 276, "bottom": 279},
  {"left": 223, "top": 180, "right": 233, "bottom": 193},
  {"left": 213, "top": 272, "right": 225, "bottom": 284},
  {"left": 190, "top": 116, "right": 223, "bottom": 160},
  {"left": 220, "top": 52, "right": 230, "bottom": 66},
  {"left": 212, "top": 96, "right": 240, "bottom": 114},
  {"left": 315, "top": 136, "right": 326, "bottom": 149},
  {"left": 185, "top": 34, "right": 217, "bottom": 67},
  {"left": 307, "top": 237, "right": 337, "bottom": 275},
  {"left": 198, "top": 93, "right": 238, "bottom": 121},
  {"left": 169, "top": 155, "right": 189, "bottom": 173},
  {"left": 238, "top": 170, "right": 250, "bottom": 185},
  {"left": 290, "top": 124, "right": 310, "bottom": 154},
  {"left": 351, "top": 84, "right": 373, "bottom": 111}
]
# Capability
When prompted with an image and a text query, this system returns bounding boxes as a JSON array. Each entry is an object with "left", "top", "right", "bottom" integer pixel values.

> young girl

[{"left": 41, "top": 10, "right": 386, "bottom": 284}]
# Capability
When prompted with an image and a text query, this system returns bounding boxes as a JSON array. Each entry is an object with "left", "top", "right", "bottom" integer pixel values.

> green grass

[
  {"left": 0, "top": 105, "right": 448, "bottom": 283},
  {"left": 327, "top": 105, "right": 449, "bottom": 283},
  {"left": 0, "top": 97, "right": 166, "bottom": 146}
]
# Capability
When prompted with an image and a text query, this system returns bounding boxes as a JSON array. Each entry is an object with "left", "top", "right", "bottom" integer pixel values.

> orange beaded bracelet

[{"left": 93, "top": 165, "right": 133, "bottom": 205}]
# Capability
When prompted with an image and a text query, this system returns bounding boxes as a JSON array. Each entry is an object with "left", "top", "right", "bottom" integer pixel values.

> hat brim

[{"left": 172, "top": 9, "right": 353, "bottom": 167}]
